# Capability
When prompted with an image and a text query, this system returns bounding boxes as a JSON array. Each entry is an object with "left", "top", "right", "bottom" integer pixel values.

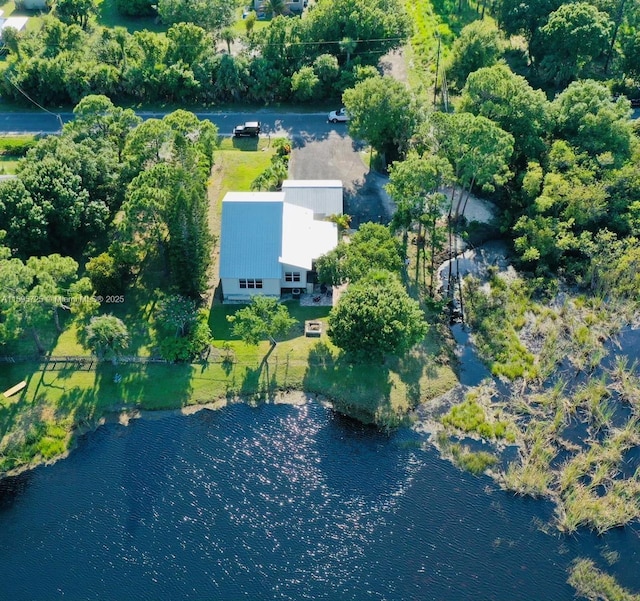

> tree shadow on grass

[
  {"left": 0, "top": 364, "right": 42, "bottom": 439},
  {"left": 302, "top": 341, "right": 394, "bottom": 424}
]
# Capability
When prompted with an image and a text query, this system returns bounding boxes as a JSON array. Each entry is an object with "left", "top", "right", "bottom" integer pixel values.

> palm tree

[
  {"left": 266, "top": 0, "right": 287, "bottom": 17},
  {"left": 339, "top": 37, "right": 357, "bottom": 65},
  {"left": 220, "top": 27, "right": 235, "bottom": 54},
  {"left": 85, "top": 314, "right": 130, "bottom": 365}
]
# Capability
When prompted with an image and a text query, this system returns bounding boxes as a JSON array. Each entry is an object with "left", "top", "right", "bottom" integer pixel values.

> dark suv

[{"left": 233, "top": 121, "right": 261, "bottom": 137}]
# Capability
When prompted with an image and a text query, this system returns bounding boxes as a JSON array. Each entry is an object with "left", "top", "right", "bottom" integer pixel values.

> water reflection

[{"left": 0, "top": 402, "right": 637, "bottom": 600}]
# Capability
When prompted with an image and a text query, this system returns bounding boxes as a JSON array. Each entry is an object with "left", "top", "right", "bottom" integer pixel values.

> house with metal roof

[
  {"left": 219, "top": 182, "right": 341, "bottom": 302},
  {"left": 281, "top": 179, "right": 343, "bottom": 219}
]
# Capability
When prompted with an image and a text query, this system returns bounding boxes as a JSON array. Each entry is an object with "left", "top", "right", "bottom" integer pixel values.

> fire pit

[{"left": 304, "top": 320, "right": 323, "bottom": 337}]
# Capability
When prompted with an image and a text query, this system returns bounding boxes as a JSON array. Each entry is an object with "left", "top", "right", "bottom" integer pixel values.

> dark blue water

[{"left": 1, "top": 402, "right": 639, "bottom": 601}]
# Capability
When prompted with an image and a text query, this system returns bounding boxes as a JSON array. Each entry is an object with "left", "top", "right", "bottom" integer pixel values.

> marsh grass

[
  {"left": 501, "top": 421, "right": 557, "bottom": 497},
  {"left": 441, "top": 393, "right": 514, "bottom": 441},
  {"left": 436, "top": 432, "right": 499, "bottom": 475},
  {"left": 568, "top": 558, "right": 640, "bottom": 601},
  {"left": 556, "top": 423, "right": 640, "bottom": 533}
]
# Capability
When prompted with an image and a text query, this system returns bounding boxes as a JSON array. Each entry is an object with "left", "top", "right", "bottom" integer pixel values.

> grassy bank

[
  {"left": 402, "top": 0, "right": 494, "bottom": 96},
  {"left": 0, "top": 303, "right": 458, "bottom": 474}
]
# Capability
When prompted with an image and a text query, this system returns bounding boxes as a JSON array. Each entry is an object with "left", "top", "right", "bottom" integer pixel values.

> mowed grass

[
  {"left": 0, "top": 157, "right": 18, "bottom": 173},
  {"left": 216, "top": 136, "right": 276, "bottom": 191},
  {"left": 95, "top": 0, "right": 166, "bottom": 33}
]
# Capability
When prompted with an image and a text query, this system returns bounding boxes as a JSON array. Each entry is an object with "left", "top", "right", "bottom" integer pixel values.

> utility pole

[{"left": 433, "top": 33, "right": 441, "bottom": 109}]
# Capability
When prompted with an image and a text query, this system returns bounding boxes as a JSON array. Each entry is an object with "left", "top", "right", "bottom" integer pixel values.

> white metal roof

[
  {"left": 0, "top": 16, "right": 28, "bottom": 34},
  {"left": 223, "top": 191, "right": 285, "bottom": 203},
  {"left": 220, "top": 191, "right": 338, "bottom": 279},
  {"left": 280, "top": 203, "right": 338, "bottom": 270},
  {"left": 281, "top": 180, "right": 343, "bottom": 217},
  {"left": 282, "top": 180, "right": 342, "bottom": 188}
]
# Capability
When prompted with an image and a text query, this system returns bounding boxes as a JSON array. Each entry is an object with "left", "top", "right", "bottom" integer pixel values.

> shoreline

[{"left": 0, "top": 390, "right": 336, "bottom": 483}]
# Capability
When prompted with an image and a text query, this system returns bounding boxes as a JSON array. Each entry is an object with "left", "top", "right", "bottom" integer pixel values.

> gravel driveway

[{"left": 288, "top": 128, "right": 395, "bottom": 227}]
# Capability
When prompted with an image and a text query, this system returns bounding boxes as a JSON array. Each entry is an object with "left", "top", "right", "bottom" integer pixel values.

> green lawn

[
  {"left": 0, "top": 157, "right": 18, "bottom": 173},
  {"left": 95, "top": 0, "right": 166, "bottom": 33},
  {"left": 211, "top": 137, "right": 277, "bottom": 202}
]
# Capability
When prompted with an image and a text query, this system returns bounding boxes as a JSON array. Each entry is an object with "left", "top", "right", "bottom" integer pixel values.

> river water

[{"left": 1, "top": 399, "right": 639, "bottom": 600}]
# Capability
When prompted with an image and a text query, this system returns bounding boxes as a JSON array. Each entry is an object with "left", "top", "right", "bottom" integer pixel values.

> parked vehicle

[
  {"left": 328, "top": 108, "right": 349, "bottom": 123},
  {"left": 233, "top": 121, "right": 261, "bottom": 137}
]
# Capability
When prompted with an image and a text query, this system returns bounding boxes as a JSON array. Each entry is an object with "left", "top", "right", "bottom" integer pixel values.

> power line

[{"left": 4, "top": 73, "right": 64, "bottom": 130}]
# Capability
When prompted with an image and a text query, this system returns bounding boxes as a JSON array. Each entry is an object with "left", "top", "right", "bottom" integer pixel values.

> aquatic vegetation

[
  {"left": 556, "top": 422, "right": 640, "bottom": 533},
  {"left": 463, "top": 274, "right": 538, "bottom": 381},
  {"left": 501, "top": 421, "right": 557, "bottom": 497},
  {"left": 441, "top": 395, "right": 514, "bottom": 441},
  {"left": 568, "top": 558, "right": 640, "bottom": 601},
  {"left": 435, "top": 432, "right": 499, "bottom": 475}
]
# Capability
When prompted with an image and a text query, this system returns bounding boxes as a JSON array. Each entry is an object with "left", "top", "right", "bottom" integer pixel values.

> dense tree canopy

[
  {"left": 328, "top": 270, "right": 427, "bottom": 359},
  {"left": 157, "top": 0, "right": 234, "bottom": 31},
  {"left": 54, "top": 0, "right": 97, "bottom": 29},
  {"left": 534, "top": 2, "right": 612, "bottom": 85},
  {"left": 316, "top": 222, "right": 403, "bottom": 286},
  {"left": 1, "top": 0, "right": 405, "bottom": 107},
  {"left": 459, "top": 64, "right": 550, "bottom": 164},
  {"left": 551, "top": 80, "right": 634, "bottom": 165},
  {"left": 343, "top": 75, "right": 418, "bottom": 165},
  {"left": 447, "top": 21, "right": 504, "bottom": 90},
  {"left": 430, "top": 112, "right": 514, "bottom": 218}
]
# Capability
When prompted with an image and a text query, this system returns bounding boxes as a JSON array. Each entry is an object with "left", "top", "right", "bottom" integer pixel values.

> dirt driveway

[{"left": 288, "top": 129, "right": 395, "bottom": 228}]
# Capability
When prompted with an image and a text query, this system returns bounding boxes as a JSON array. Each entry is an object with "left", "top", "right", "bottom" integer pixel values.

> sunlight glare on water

[{"left": 0, "top": 402, "right": 638, "bottom": 600}]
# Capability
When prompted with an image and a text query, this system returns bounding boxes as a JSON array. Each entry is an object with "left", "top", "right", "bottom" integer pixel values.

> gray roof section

[{"left": 219, "top": 195, "right": 284, "bottom": 279}]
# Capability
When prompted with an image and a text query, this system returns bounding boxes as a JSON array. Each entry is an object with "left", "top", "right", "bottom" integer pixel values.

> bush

[
  {"left": 85, "top": 252, "right": 124, "bottom": 296},
  {"left": 158, "top": 309, "right": 212, "bottom": 362},
  {"left": 0, "top": 136, "right": 37, "bottom": 157}
]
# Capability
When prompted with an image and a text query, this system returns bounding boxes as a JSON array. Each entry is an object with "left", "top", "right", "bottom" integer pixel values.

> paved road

[
  {"left": 0, "top": 109, "right": 395, "bottom": 223},
  {"left": 0, "top": 109, "right": 341, "bottom": 137},
  {"left": 2, "top": 106, "right": 638, "bottom": 135}
]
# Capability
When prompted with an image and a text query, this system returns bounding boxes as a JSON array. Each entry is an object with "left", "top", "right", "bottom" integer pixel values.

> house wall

[
  {"left": 221, "top": 277, "right": 280, "bottom": 301},
  {"left": 279, "top": 263, "right": 308, "bottom": 290}
]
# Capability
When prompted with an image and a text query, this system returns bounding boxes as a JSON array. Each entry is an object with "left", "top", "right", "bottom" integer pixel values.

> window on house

[
  {"left": 239, "top": 279, "right": 262, "bottom": 289},
  {"left": 285, "top": 272, "right": 301, "bottom": 282}
]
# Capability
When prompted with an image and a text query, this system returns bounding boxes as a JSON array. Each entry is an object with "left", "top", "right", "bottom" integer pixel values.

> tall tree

[
  {"left": 54, "top": 0, "right": 97, "bottom": 29},
  {"left": 551, "top": 80, "right": 634, "bottom": 166},
  {"left": 495, "top": 0, "right": 563, "bottom": 62},
  {"left": 328, "top": 270, "right": 427, "bottom": 360},
  {"left": 447, "top": 21, "right": 504, "bottom": 90},
  {"left": 157, "top": 0, "right": 234, "bottom": 31},
  {"left": 431, "top": 112, "right": 514, "bottom": 220},
  {"left": 534, "top": 2, "right": 612, "bottom": 85},
  {"left": 459, "top": 64, "right": 550, "bottom": 165},
  {"left": 343, "top": 75, "right": 418, "bottom": 166},
  {"left": 386, "top": 152, "right": 451, "bottom": 294}
]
